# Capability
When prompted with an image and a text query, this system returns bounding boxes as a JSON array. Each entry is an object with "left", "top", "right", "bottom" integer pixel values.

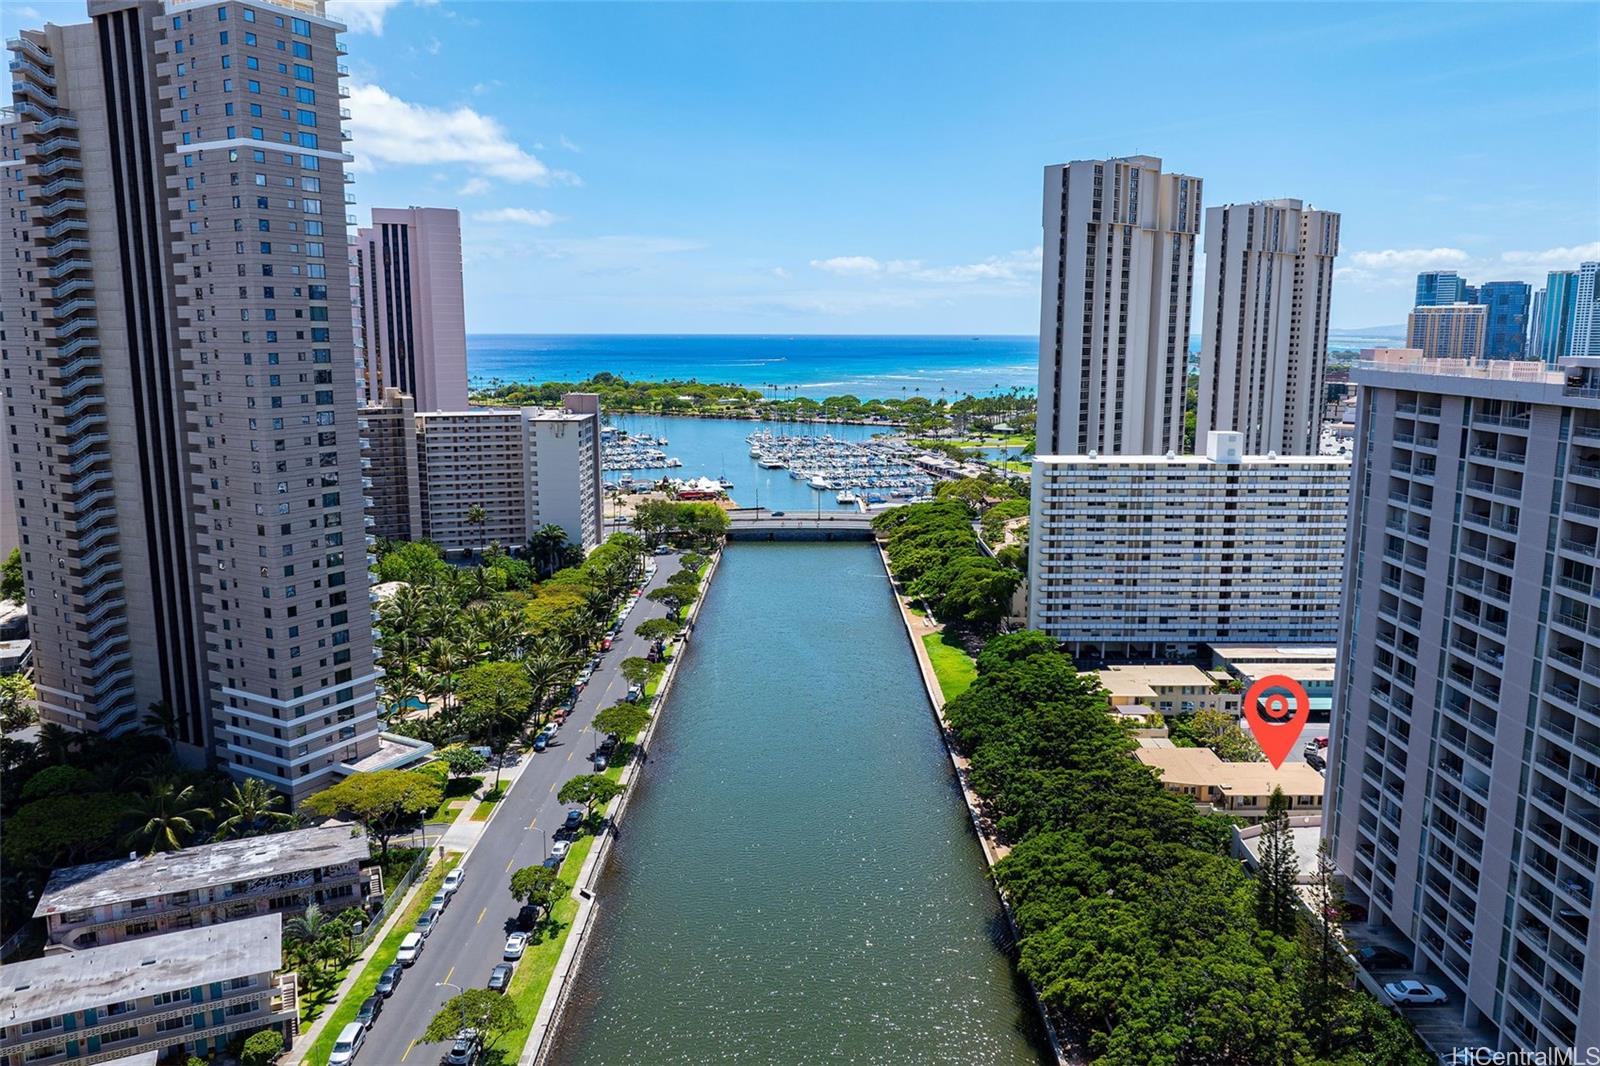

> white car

[
  {"left": 549, "top": 840, "right": 571, "bottom": 862},
  {"left": 1384, "top": 980, "right": 1447, "bottom": 1005},
  {"left": 430, "top": 889, "right": 450, "bottom": 911},
  {"left": 328, "top": 1022, "right": 365, "bottom": 1066},
  {"left": 396, "top": 932, "right": 423, "bottom": 966},
  {"left": 442, "top": 869, "right": 464, "bottom": 896},
  {"left": 503, "top": 931, "right": 530, "bottom": 960}
]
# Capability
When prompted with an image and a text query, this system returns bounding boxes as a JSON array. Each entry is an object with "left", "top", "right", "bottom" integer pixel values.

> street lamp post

[{"left": 436, "top": 979, "right": 468, "bottom": 1034}]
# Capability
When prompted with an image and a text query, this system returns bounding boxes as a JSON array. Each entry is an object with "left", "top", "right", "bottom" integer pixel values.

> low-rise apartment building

[
  {"left": 0, "top": 915, "right": 295, "bottom": 1066},
  {"left": 1093, "top": 664, "right": 1239, "bottom": 717},
  {"left": 1027, "top": 430, "right": 1349, "bottom": 658},
  {"left": 1136, "top": 746, "right": 1325, "bottom": 819},
  {"left": 33, "top": 824, "right": 371, "bottom": 952}
]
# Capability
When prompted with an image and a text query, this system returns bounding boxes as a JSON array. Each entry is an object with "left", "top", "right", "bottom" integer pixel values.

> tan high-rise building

[
  {"left": 1034, "top": 155, "right": 1201, "bottom": 457},
  {"left": 360, "top": 388, "right": 421, "bottom": 542},
  {"left": 2, "top": 0, "right": 381, "bottom": 800},
  {"left": 1406, "top": 303, "right": 1487, "bottom": 360},
  {"left": 1198, "top": 199, "right": 1340, "bottom": 455},
  {"left": 354, "top": 206, "right": 468, "bottom": 411}
]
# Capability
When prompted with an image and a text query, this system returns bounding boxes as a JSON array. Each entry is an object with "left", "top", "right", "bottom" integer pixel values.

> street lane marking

[
  {"left": 566, "top": 750, "right": 574, "bottom": 762},
  {"left": 443, "top": 965, "right": 454, "bottom": 985},
  {"left": 401, "top": 1040, "right": 416, "bottom": 1062},
  {"left": 477, "top": 906, "right": 487, "bottom": 924},
  {"left": 529, "top": 816, "right": 538, "bottom": 829},
  {"left": 549, "top": 781, "right": 556, "bottom": 792},
  {"left": 505, "top": 858, "right": 514, "bottom": 872}
]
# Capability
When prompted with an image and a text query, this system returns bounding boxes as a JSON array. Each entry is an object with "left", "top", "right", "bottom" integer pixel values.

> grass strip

[
  {"left": 303, "top": 853, "right": 461, "bottom": 1065},
  {"left": 922, "top": 631, "right": 977, "bottom": 703}
]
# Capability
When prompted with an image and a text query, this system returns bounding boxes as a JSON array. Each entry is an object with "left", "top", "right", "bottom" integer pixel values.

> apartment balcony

[
  {"left": 47, "top": 236, "right": 90, "bottom": 258},
  {"left": 36, "top": 154, "right": 80, "bottom": 177},
  {"left": 35, "top": 134, "right": 81, "bottom": 157},
  {"left": 8, "top": 35, "right": 52, "bottom": 66},
  {"left": 38, "top": 195, "right": 85, "bottom": 218},
  {"left": 12, "top": 78, "right": 59, "bottom": 106},
  {"left": 35, "top": 112, "right": 77, "bottom": 135},
  {"left": 38, "top": 174, "right": 84, "bottom": 198}
]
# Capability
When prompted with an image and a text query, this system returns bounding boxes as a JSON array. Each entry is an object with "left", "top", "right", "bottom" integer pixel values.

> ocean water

[{"left": 468, "top": 334, "right": 1040, "bottom": 401}]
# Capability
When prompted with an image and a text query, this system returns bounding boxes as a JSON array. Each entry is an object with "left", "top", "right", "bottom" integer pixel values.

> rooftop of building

[
  {"left": 1235, "top": 815, "right": 1325, "bottom": 882},
  {"left": 1, "top": 914, "right": 281, "bottom": 1022},
  {"left": 1353, "top": 350, "right": 1600, "bottom": 407},
  {"left": 1094, "top": 664, "right": 1223, "bottom": 700},
  {"left": 420, "top": 405, "right": 592, "bottom": 422},
  {"left": 1034, "top": 452, "right": 1350, "bottom": 467},
  {"left": 1135, "top": 747, "right": 1326, "bottom": 798},
  {"left": 35, "top": 823, "right": 368, "bottom": 917},
  {"left": 1210, "top": 644, "right": 1338, "bottom": 662}
]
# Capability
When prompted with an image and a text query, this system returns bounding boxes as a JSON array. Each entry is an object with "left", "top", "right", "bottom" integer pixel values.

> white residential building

[
  {"left": 1327, "top": 350, "right": 1600, "bottom": 1056},
  {"left": 1027, "top": 430, "right": 1348, "bottom": 658},
  {"left": 1572, "top": 262, "right": 1600, "bottom": 358},
  {"left": 1198, "top": 199, "right": 1341, "bottom": 455},
  {"left": 412, "top": 395, "right": 603, "bottom": 556},
  {"left": 1034, "top": 155, "right": 1201, "bottom": 457}
]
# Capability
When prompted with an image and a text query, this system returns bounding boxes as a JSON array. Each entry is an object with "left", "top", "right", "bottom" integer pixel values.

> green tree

[
  {"left": 633, "top": 617, "right": 680, "bottom": 642},
  {"left": 301, "top": 770, "right": 443, "bottom": 860},
  {"left": 214, "top": 777, "right": 291, "bottom": 839},
  {"left": 240, "top": 1029, "right": 284, "bottom": 1066},
  {"left": 373, "top": 539, "right": 451, "bottom": 585},
  {"left": 618, "top": 657, "right": 662, "bottom": 692},
  {"left": 557, "top": 774, "right": 623, "bottom": 817},
  {"left": 439, "top": 745, "right": 488, "bottom": 780},
  {"left": 0, "top": 673, "right": 36, "bottom": 730},
  {"left": 457, "top": 661, "right": 534, "bottom": 791},
  {"left": 1188, "top": 706, "right": 1265, "bottom": 762},
  {"left": 1, "top": 546, "right": 23, "bottom": 602},
  {"left": 1255, "top": 787, "right": 1299, "bottom": 938},
  {"left": 508, "top": 864, "right": 566, "bottom": 919},
  {"left": 593, "top": 703, "right": 651, "bottom": 740},
  {"left": 422, "top": 988, "right": 524, "bottom": 1048},
  {"left": 19, "top": 764, "right": 97, "bottom": 803},
  {"left": 1301, "top": 840, "right": 1353, "bottom": 1054},
  {"left": 142, "top": 699, "right": 180, "bottom": 747},
  {"left": 123, "top": 779, "right": 213, "bottom": 854},
  {"left": 2, "top": 792, "right": 127, "bottom": 869}
]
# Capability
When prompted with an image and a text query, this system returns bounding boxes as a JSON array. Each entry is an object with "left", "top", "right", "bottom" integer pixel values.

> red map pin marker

[{"left": 1242, "top": 675, "right": 1311, "bottom": 769}]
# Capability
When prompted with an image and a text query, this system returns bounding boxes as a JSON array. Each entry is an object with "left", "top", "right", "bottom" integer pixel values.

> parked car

[
  {"left": 533, "top": 734, "right": 549, "bottom": 753},
  {"left": 469, "top": 745, "right": 493, "bottom": 761},
  {"left": 653, "top": 544, "right": 672, "bottom": 555},
  {"left": 504, "top": 931, "right": 530, "bottom": 959},
  {"left": 443, "top": 1030, "right": 482, "bottom": 1066},
  {"left": 597, "top": 735, "right": 617, "bottom": 757},
  {"left": 355, "top": 994, "right": 382, "bottom": 1029},
  {"left": 329, "top": 1023, "right": 365, "bottom": 1066},
  {"left": 415, "top": 905, "right": 442, "bottom": 939},
  {"left": 375, "top": 963, "right": 403, "bottom": 997},
  {"left": 601, "top": 637, "right": 613, "bottom": 651},
  {"left": 1384, "top": 980, "right": 1448, "bottom": 1005},
  {"left": 442, "top": 869, "right": 464, "bottom": 896},
  {"left": 550, "top": 839, "right": 571, "bottom": 862},
  {"left": 770, "top": 510, "right": 786, "bottom": 517},
  {"left": 1355, "top": 945, "right": 1410, "bottom": 969},
  {"left": 516, "top": 904, "right": 539, "bottom": 932},
  {"left": 1305, "top": 751, "right": 1326, "bottom": 771},
  {"left": 593, "top": 752, "right": 609, "bottom": 772},
  {"left": 430, "top": 889, "right": 450, "bottom": 911},
  {"left": 563, "top": 808, "right": 584, "bottom": 832},
  {"left": 626, "top": 684, "right": 643, "bottom": 703},
  {"left": 488, "top": 962, "right": 514, "bottom": 993},
  {"left": 396, "top": 932, "right": 423, "bottom": 966}
]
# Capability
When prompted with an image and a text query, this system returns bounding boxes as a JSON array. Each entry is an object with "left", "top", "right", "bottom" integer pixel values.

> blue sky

[{"left": 8, "top": 1, "right": 1598, "bottom": 334}]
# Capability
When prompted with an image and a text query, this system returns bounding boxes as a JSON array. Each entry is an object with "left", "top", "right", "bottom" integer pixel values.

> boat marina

[{"left": 746, "top": 430, "right": 941, "bottom": 504}]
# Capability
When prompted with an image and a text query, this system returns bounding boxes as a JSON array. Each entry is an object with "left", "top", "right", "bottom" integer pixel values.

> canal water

[{"left": 550, "top": 542, "right": 1048, "bottom": 1066}]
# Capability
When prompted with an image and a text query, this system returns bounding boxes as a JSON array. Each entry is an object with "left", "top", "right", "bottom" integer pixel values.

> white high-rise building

[
  {"left": 1027, "top": 431, "right": 1348, "bottom": 658},
  {"left": 411, "top": 395, "right": 603, "bottom": 556},
  {"left": 1034, "top": 155, "right": 1201, "bottom": 457},
  {"left": 1198, "top": 199, "right": 1340, "bottom": 455},
  {"left": 1571, "top": 262, "right": 1600, "bottom": 358},
  {"left": 1328, "top": 349, "right": 1600, "bottom": 1055}
]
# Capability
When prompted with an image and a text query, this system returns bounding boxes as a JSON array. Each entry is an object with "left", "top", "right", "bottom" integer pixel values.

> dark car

[
  {"left": 516, "top": 904, "right": 539, "bottom": 932},
  {"left": 563, "top": 808, "right": 583, "bottom": 832},
  {"left": 593, "top": 752, "right": 609, "bottom": 771},
  {"left": 376, "top": 963, "right": 403, "bottom": 997},
  {"left": 770, "top": 510, "right": 786, "bottom": 517},
  {"left": 355, "top": 994, "right": 382, "bottom": 1028},
  {"left": 1356, "top": 945, "right": 1411, "bottom": 969},
  {"left": 488, "top": 962, "right": 514, "bottom": 993},
  {"left": 533, "top": 734, "right": 548, "bottom": 753}
]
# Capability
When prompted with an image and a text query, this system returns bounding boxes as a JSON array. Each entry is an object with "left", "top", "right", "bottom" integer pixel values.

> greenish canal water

[{"left": 550, "top": 542, "right": 1049, "bottom": 1066}]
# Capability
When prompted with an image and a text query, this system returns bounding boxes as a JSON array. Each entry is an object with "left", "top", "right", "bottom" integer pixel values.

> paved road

[{"left": 356, "top": 552, "right": 681, "bottom": 1066}]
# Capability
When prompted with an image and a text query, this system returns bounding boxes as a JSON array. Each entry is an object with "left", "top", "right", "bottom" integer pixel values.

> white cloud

[
  {"left": 474, "top": 207, "right": 558, "bottom": 227},
  {"left": 1347, "top": 247, "right": 1471, "bottom": 270},
  {"left": 346, "top": 83, "right": 574, "bottom": 186},
  {"left": 770, "top": 267, "right": 790, "bottom": 279},
  {"left": 559, "top": 135, "right": 583, "bottom": 154},
  {"left": 457, "top": 177, "right": 491, "bottom": 197},
  {"left": 1499, "top": 241, "right": 1600, "bottom": 269},
  {"left": 809, "top": 247, "right": 1040, "bottom": 286},
  {"left": 326, "top": 0, "right": 405, "bottom": 34}
]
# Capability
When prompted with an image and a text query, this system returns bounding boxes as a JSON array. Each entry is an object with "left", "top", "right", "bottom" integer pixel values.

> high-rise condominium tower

[
  {"left": 2, "top": 0, "right": 381, "bottom": 800},
  {"left": 1572, "top": 262, "right": 1600, "bottom": 359},
  {"left": 354, "top": 206, "right": 468, "bottom": 411},
  {"left": 1478, "top": 280, "right": 1531, "bottom": 360},
  {"left": 1197, "top": 199, "right": 1340, "bottom": 455},
  {"left": 1406, "top": 303, "right": 1487, "bottom": 360},
  {"left": 1532, "top": 270, "right": 1580, "bottom": 363},
  {"left": 1328, "top": 350, "right": 1599, "bottom": 1055},
  {"left": 1034, "top": 155, "right": 1201, "bottom": 457},
  {"left": 1416, "top": 270, "right": 1468, "bottom": 307}
]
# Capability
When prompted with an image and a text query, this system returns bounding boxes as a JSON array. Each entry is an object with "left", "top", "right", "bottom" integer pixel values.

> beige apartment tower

[
  {"left": 1198, "top": 199, "right": 1340, "bottom": 455},
  {"left": 2, "top": 0, "right": 381, "bottom": 800},
  {"left": 1035, "top": 155, "right": 1201, "bottom": 457},
  {"left": 359, "top": 388, "right": 421, "bottom": 541},
  {"left": 1406, "top": 303, "right": 1487, "bottom": 360},
  {"left": 354, "top": 206, "right": 468, "bottom": 411}
]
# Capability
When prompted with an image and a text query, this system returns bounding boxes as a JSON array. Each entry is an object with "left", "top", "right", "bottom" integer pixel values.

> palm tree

[
  {"left": 529, "top": 525, "right": 568, "bottom": 579},
  {"left": 465, "top": 504, "right": 488, "bottom": 555},
  {"left": 285, "top": 901, "right": 335, "bottom": 944},
  {"left": 468, "top": 566, "right": 497, "bottom": 603},
  {"left": 142, "top": 700, "right": 180, "bottom": 747},
  {"left": 523, "top": 645, "right": 579, "bottom": 723},
  {"left": 35, "top": 722, "right": 80, "bottom": 765},
  {"left": 215, "top": 778, "right": 290, "bottom": 839},
  {"left": 123, "top": 779, "right": 213, "bottom": 854}
]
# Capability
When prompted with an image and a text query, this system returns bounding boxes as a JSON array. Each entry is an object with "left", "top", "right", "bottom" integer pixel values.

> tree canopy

[
  {"left": 593, "top": 703, "right": 651, "bottom": 739},
  {"left": 557, "top": 774, "right": 623, "bottom": 813},
  {"left": 422, "top": 988, "right": 524, "bottom": 1047},
  {"left": 508, "top": 864, "right": 566, "bottom": 917},
  {"left": 301, "top": 770, "right": 442, "bottom": 859}
]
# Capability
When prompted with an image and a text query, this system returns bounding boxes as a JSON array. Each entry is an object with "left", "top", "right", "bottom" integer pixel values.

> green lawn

[
  {"left": 922, "top": 632, "right": 977, "bottom": 703},
  {"left": 303, "top": 853, "right": 460, "bottom": 1065},
  {"left": 471, "top": 785, "right": 507, "bottom": 821}
]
